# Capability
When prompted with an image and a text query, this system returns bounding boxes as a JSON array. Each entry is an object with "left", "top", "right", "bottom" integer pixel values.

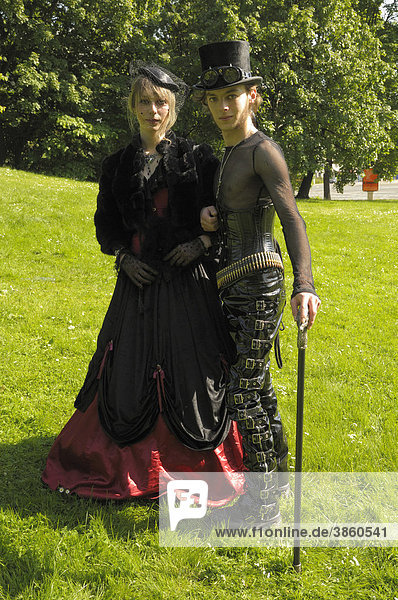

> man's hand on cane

[{"left": 291, "top": 292, "right": 320, "bottom": 330}]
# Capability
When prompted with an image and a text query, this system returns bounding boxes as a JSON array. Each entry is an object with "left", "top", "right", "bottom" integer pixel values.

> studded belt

[{"left": 216, "top": 251, "right": 283, "bottom": 289}]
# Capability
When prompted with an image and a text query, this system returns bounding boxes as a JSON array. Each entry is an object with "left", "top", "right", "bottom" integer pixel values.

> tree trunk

[
  {"left": 323, "top": 160, "right": 332, "bottom": 200},
  {"left": 0, "top": 132, "right": 7, "bottom": 165},
  {"left": 296, "top": 171, "right": 314, "bottom": 199}
]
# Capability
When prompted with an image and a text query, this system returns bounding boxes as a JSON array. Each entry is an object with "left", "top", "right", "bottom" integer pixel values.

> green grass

[{"left": 0, "top": 166, "right": 397, "bottom": 599}]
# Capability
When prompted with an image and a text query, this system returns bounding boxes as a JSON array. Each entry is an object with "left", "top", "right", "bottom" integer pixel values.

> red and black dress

[{"left": 41, "top": 132, "right": 245, "bottom": 502}]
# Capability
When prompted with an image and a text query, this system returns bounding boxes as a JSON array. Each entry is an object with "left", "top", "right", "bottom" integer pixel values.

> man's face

[{"left": 205, "top": 84, "right": 251, "bottom": 133}]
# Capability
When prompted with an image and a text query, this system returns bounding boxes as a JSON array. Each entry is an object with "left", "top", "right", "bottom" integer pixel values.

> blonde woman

[{"left": 42, "top": 63, "right": 244, "bottom": 501}]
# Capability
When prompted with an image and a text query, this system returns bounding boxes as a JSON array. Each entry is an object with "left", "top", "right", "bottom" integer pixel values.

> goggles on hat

[{"left": 200, "top": 65, "right": 252, "bottom": 88}]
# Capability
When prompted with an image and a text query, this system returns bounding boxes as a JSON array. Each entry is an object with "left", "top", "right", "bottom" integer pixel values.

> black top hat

[{"left": 194, "top": 40, "right": 262, "bottom": 90}]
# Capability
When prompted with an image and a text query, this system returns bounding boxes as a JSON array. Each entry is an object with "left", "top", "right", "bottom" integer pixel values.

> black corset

[{"left": 218, "top": 200, "right": 277, "bottom": 266}]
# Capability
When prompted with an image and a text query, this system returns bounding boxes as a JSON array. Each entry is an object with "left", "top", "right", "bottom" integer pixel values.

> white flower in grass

[{"left": 347, "top": 432, "right": 363, "bottom": 444}]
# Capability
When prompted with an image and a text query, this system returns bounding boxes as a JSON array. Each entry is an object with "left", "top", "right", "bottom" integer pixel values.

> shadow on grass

[
  {"left": 0, "top": 436, "right": 161, "bottom": 598},
  {"left": 0, "top": 437, "right": 307, "bottom": 598},
  {"left": 0, "top": 435, "right": 159, "bottom": 538}
]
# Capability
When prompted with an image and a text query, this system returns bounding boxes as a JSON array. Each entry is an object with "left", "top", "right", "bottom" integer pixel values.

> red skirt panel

[{"left": 42, "top": 397, "right": 245, "bottom": 505}]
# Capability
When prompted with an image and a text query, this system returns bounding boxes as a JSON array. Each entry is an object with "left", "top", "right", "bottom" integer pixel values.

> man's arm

[{"left": 254, "top": 139, "right": 320, "bottom": 327}]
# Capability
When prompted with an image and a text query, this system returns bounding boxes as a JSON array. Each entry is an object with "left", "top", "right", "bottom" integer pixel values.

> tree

[
  {"left": 373, "top": 1, "right": 398, "bottom": 179},
  {"left": 0, "top": 0, "right": 396, "bottom": 188},
  {"left": 0, "top": 0, "right": 139, "bottom": 178},
  {"left": 155, "top": 0, "right": 396, "bottom": 196},
  {"left": 239, "top": 0, "right": 395, "bottom": 197}
]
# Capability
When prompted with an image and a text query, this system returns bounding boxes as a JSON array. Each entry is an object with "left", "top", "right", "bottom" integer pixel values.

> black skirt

[{"left": 75, "top": 260, "right": 236, "bottom": 450}]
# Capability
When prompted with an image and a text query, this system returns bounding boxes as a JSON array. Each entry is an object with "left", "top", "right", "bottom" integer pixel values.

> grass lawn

[{"left": 0, "top": 167, "right": 397, "bottom": 599}]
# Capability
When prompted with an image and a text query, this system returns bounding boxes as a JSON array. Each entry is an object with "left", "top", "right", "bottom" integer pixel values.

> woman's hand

[
  {"left": 163, "top": 238, "right": 206, "bottom": 266},
  {"left": 120, "top": 254, "right": 158, "bottom": 288},
  {"left": 200, "top": 206, "right": 219, "bottom": 231},
  {"left": 290, "top": 292, "right": 321, "bottom": 330}
]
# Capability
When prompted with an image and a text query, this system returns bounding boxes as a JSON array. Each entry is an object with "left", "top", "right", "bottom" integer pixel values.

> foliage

[
  {"left": 0, "top": 0, "right": 397, "bottom": 182},
  {"left": 374, "top": 2, "right": 398, "bottom": 178},
  {"left": 239, "top": 0, "right": 396, "bottom": 189},
  {"left": 0, "top": 0, "right": 134, "bottom": 178}
]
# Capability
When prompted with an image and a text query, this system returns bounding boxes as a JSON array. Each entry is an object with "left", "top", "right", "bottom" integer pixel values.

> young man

[{"left": 195, "top": 40, "right": 320, "bottom": 524}]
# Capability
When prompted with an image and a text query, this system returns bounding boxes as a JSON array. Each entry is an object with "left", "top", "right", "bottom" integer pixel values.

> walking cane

[{"left": 293, "top": 314, "right": 309, "bottom": 573}]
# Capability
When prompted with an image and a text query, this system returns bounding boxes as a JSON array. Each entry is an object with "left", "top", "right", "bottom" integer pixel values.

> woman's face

[{"left": 135, "top": 92, "right": 170, "bottom": 136}]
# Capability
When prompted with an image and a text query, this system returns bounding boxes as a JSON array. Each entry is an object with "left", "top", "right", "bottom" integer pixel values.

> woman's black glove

[
  {"left": 163, "top": 238, "right": 206, "bottom": 267},
  {"left": 120, "top": 254, "right": 158, "bottom": 288}
]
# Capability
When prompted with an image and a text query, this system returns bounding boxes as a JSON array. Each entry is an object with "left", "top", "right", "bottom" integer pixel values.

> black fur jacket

[{"left": 94, "top": 131, "right": 219, "bottom": 266}]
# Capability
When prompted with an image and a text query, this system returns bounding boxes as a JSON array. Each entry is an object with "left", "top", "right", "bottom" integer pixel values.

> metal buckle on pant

[
  {"left": 240, "top": 376, "right": 262, "bottom": 390},
  {"left": 251, "top": 339, "right": 263, "bottom": 350},
  {"left": 237, "top": 409, "right": 247, "bottom": 420},
  {"left": 261, "top": 503, "right": 277, "bottom": 515},
  {"left": 256, "top": 300, "right": 266, "bottom": 311},
  {"left": 252, "top": 433, "right": 271, "bottom": 449},
  {"left": 260, "top": 489, "right": 270, "bottom": 500},
  {"left": 255, "top": 320, "right": 265, "bottom": 330},
  {"left": 256, "top": 451, "right": 267, "bottom": 463},
  {"left": 246, "top": 358, "right": 265, "bottom": 369},
  {"left": 233, "top": 393, "right": 244, "bottom": 404},
  {"left": 245, "top": 417, "right": 256, "bottom": 429},
  {"left": 245, "top": 358, "right": 256, "bottom": 369}
]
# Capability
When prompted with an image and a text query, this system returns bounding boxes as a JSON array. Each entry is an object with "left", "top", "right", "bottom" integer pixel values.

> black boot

[{"left": 215, "top": 472, "right": 282, "bottom": 529}]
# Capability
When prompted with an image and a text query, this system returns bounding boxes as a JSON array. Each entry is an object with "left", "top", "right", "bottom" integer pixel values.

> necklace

[
  {"left": 216, "top": 129, "right": 258, "bottom": 200},
  {"left": 216, "top": 143, "right": 239, "bottom": 201},
  {"left": 142, "top": 150, "right": 161, "bottom": 180}
]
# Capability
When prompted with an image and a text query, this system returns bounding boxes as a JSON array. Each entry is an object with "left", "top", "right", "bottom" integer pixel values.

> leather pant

[{"left": 220, "top": 268, "right": 288, "bottom": 473}]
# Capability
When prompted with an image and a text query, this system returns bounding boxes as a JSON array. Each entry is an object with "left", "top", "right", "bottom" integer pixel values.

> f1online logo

[{"left": 167, "top": 480, "right": 208, "bottom": 531}]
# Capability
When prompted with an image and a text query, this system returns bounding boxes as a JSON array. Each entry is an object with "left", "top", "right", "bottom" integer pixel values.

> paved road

[{"left": 309, "top": 180, "right": 398, "bottom": 200}]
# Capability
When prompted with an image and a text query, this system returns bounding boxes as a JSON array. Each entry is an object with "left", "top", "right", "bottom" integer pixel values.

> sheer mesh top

[{"left": 216, "top": 131, "right": 316, "bottom": 297}]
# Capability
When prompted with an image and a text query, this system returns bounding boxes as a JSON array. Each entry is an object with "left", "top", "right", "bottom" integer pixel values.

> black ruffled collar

[
  {"left": 130, "top": 130, "right": 172, "bottom": 155},
  {"left": 123, "top": 130, "right": 197, "bottom": 184},
  {"left": 112, "top": 130, "right": 198, "bottom": 229}
]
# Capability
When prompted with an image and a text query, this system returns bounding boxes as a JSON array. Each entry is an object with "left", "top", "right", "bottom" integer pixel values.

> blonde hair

[{"left": 127, "top": 75, "right": 177, "bottom": 136}]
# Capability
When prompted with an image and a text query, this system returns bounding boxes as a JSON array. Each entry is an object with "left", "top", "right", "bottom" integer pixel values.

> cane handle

[{"left": 296, "top": 314, "right": 309, "bottom": 350}]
